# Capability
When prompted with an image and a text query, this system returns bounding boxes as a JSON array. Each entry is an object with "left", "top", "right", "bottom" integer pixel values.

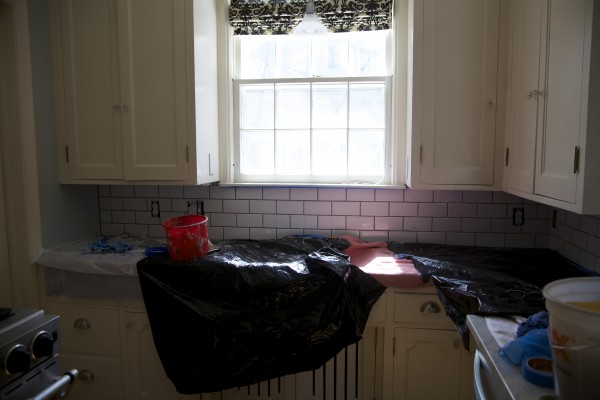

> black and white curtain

[{"left": 229, "top": 0, "right": 393, "bottom": 35}]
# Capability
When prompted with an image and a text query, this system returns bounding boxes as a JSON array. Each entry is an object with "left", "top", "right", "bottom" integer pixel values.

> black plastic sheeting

[
  {"left": 388, "top": 243, "right": 594, "bottom": 347},
  {"left": 137, "top": 238, "right": 385, "bottom": 394}
]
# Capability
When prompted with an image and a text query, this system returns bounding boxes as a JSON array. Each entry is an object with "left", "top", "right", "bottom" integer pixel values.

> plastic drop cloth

[
  {"left": 388, "top": 242, "right": 594, "bottom": 347},
  {"left": 136, "top": 237, "right": 386, "bottom": 394}
]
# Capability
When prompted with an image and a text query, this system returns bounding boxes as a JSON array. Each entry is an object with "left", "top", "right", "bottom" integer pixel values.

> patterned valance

[{"left": 229, "top": 0, "right": 393, "bottom": 35}]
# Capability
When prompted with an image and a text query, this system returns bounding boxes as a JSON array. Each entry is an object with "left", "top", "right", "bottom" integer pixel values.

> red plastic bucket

[{"left": 161, "top": 215, "right": 209, "bottom": 261}]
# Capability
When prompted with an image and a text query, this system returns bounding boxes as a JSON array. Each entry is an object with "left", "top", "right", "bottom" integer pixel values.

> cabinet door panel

[
  {"left": 59, "top": 0, "right": 123, "bottom": 179},
  {"left": 392, "top": 328, "right": 462, "bottom": 400},
  {"left": 418, "top": 0, "right": 499, "bottom": 185},
  {"left": 534, "top": 0, "right": 587, "bottom": 203},
  {"left": 505, "top": 0, "right": 543, "bottom": 193},
  {"left": 118, "top": 0, "right": 189, "bottom": 181}
]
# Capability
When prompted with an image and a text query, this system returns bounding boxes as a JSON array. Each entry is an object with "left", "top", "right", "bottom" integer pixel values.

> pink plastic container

[{"left": 162, "top": 215, "right": 209, "bottom": 261}]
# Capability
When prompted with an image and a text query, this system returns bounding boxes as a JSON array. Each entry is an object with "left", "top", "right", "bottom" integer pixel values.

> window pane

[
  {"left": 275, "top": 130, "right": 310, "bottom": 175},
  {"left": 278, "top": 36, "right": 311, "bottom": 78},
  {"left": 240, "top": 84, "right": 274, "bottom": 129},
  {"left": 348, "top": 130, "right": 385, "bottom": 175},
  {"left": 240, "top": 130, "right": 274, "bottom": 175},
  {"left": 313, "top": 35, "right": 348, "bottom": 77},
  {"left": 312, "top": 83, "right": 348, "bottom": 129},
  {"left": 349, "top": 31, "right": 389, "bottom": 76},
  {"left": 349, "top": 83, "right": 385, "bottom": 128},
  {"left": 312, "top": 129, "right": 348, "bottom": 175},
  {"left": 275, "top": 83, "right": 310, "bottom": 129},
  {"left": 238, "top": 36, "right": 275, "bottom": 79}
]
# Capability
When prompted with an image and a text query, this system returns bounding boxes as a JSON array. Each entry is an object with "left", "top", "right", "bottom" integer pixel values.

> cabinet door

[
  {"left": 533, "top": 0, "right": 587, "bottom": 203},
  {"left": 414, "top": 0, "right": 499, "bottom": 186},
  {"left": 124, "top": 312, "right": 198, "bottom": 400},
  {"left": 392, "top": 328, "right": 462, "bottom": 400},
  {"left": 56, "top": 0, "right": 123, "bottom": 179},
  {"left": 117, "top": 0, "right": 189, "bottom": 181},
  {"left": 60, "top": 354, "right": 125, "bottom": 400},
  {"left": 504, "top": 0, "right": 544, "bottom": 194}
]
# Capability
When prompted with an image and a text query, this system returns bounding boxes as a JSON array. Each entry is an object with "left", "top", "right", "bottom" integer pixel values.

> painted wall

[
  {"left": 97, "top": 185, "right": 600, "bottom": 274},
  {"left": 28, "top": 0, "right": 99, "bottom": 247}
]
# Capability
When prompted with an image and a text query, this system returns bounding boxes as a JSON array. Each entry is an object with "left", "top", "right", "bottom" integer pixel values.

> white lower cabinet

[{"left": 42, "top": 289, "right": 472, "bottom": 400}]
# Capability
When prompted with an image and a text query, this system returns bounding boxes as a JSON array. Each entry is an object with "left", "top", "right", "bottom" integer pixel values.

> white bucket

[{"left": 543, "top": 277, "right": 600, "bottom": 400}]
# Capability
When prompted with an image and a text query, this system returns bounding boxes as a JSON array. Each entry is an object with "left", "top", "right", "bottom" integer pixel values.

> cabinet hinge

[
  {"left": 392, "top": 336, "right": 396, "bottom": 356},
  {"left": 573, "top": 146, "right": 580, "bottom": 173},
  {"left": 419, "top": 146, "right": 423, "bottom": 164},
  {"left": 505, "top": 147, "right": 510, "bottom": 167},
  {"left": 186, "top": 145, "right": 189, "bottom": 163},
  {"left": 65, "top": 146, "right": 69, "bottom": 163}
]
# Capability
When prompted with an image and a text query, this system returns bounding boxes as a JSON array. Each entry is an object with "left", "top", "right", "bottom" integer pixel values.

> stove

[{"left": 0, "top": 307, "right": 77, "bottom": 400}]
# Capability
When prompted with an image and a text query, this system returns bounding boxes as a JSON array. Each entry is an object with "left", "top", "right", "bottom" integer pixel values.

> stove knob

[
  {"left": 3, "top": 344, "right": 30, "bottom": 375},
  {"left": 31, "top": 331, "right": 54, "bottom": 359}
]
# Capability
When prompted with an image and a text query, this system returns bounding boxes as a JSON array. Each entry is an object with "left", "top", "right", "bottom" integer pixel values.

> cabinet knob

[
  {"left": 112, "top": 104, "right": 121, "bottom": 110},
  {"left": 73, "top": 318, "right": 91, "bottom": 330},
  {"left": 419, "top": 301, "right": 441, "bottom": 314},
  {"left": 121, "top": 104, "right": 129, "bottom": 111},
  {"left": 488, "top": 99, "right": 496, "bottom": 106},
  {"left": 526, "top": 90, "right": 536, "bottom": 99},
  {"left": 79, "top": 369, "right": 95, "bottom": 381}
]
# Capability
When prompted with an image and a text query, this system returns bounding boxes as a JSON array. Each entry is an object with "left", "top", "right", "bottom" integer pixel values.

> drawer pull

[
  {"left": 73, "top": 318, "right": 91, "bottom": 330},
  {"left": 79, "top": 370, "right": 95, "bottom": 381},
  {"left": 419, "top": 301, "right": 441, "bottom": 314}
]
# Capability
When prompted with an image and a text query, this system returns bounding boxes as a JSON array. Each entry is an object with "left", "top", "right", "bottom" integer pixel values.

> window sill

[{"left": 217, "top": 182, "right": 408, "bottom": 190}]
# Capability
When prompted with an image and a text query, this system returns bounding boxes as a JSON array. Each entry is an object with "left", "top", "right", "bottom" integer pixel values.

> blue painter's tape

[{"left": 521, "top": 357, "right": 555, "bottom": 388}]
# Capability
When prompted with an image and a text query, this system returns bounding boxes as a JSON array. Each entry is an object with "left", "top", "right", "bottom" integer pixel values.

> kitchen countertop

[{"left": 467, "top": 315, "right": 556, "bottom": 400}]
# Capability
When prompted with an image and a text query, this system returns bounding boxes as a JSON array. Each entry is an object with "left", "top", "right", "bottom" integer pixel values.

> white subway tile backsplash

[
  {"left": 374, "top": 217, "right": 403, "bottom": 231},
  {"left": 237, "top": 214, "right": 263, "bottom": 228},
  {"left": 277, "top": 201, "right": 304, "bottom": 215},
  {"left": 389, "top": 202, "right": 419, "bottom": 217},
  {"left": 403, "top": 217, "right": 432, "bottom": 232},
  {"left": 223, "top": 199, "right": 250, "bottom": 214},
  {"left": 318, "top": 188, "right": 346, "bottom": 201},
  {"left": 404, "top": 189, "right": 433, "bottom": 203},
  {"left": 97, "top": 187, "right": 600, "bottom": 271},
  {"left": 290, "top": 188, "right": 318, "bottom": 200},
  {"left": 134, "top": 185, "right": 159, "bottom": 198},
  {"left": 110, "top": 185, "right": 134, "bottom": 197},
  {"left": 250, "top": 200, "right": 276, "bottom": 214},
  {"left": 318, "top": 216, "right": 346, "bottom": 230},
  {"left": 304, "top": 201, "right": 332, "bottom": 215},
  {"left": 346, "top": 216, "right": 374, "bottom": 230},
  {"left": 263, "top": 188, "right": 290, "bottom": 200},
  {"left": 361, "top": 202, "right": 389, "bottom": 216},
  {"left": 263, "top": 214, "right": 290, "bottom": 228},
  {"left": 290, "top": 215, "right": 318, "bottom": 229},
  {"left": 332, "top": 201, "right": 360, "bottom": 216},
  {"left": 235, "top": 187, "right": 263, "bottom": 199},
  {"left": 418, "top": 203, "right": 447, "bottom": 218},
  {"left": 347, "top": 189, "right": 374, "bottom": 201},
  {"left": 375, "top": 189, "right": 403, "bottom": 202},
  {"left": 183, "top": 185, "right": 211, "bottom": 199}
]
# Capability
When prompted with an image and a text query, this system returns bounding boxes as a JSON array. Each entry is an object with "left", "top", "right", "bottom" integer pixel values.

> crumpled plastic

[{"left": 137, "top": 237, "right": 386, "bottom": 394}]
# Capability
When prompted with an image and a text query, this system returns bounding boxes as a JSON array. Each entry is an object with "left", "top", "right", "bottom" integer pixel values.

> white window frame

[{"left": 215, "top": 0, "right": 409, "bottom": 188}]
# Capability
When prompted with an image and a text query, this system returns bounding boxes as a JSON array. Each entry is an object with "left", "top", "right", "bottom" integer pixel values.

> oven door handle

[{"left": 28, "top": 369, "right": 79, "bottom": 400}]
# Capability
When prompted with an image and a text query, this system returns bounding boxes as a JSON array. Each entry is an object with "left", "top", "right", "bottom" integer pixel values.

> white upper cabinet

[
  {"left": 51, "top": 0, "right": 219, "bottom": 184},
  {"left": 408, "top": 0, "right": 502, "bottom": 189},
  {"left": 504, "top": 0, "right": 600, "bottom": 214}
]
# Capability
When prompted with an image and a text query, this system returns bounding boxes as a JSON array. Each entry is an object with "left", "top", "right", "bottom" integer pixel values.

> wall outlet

[
  {"left": 513, "top": 207, "right": 525, "bottom": 226},
  {"left": 151, "top": 200, "right": 160, "bottom": 217},
  {"left": 187, "top": 200, "right": 198, "bottom": 215}
]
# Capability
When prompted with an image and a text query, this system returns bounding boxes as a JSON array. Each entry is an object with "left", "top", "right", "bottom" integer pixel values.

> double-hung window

[{"left": 227, "top": 0, "right": 395, "bottom": 185}]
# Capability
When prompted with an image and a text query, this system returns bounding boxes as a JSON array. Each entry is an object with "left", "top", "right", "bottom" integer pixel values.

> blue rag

[
  {"left": 517, "top": 311, "right": 549, "bottom": 337},
  {"left": 87, "top": 237, "right": 133, "bottom": 254},
  {"left": 499, "top": 328, "right": 552, "bottom": 365}
]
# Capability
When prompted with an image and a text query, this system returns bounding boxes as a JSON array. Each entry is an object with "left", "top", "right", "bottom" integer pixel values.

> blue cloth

[
  {"left": 499, "top": 328, "right": 552, "bottom": 365},
  {"left": 87, "top": 237, "right": 133, "bottom": 254},
  {"left": 517, "top": 311, "right": 549, "bottom": 337}
]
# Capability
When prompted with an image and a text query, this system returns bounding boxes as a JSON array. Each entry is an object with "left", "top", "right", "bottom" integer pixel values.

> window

[{"left": 225, "top": 0, "right": 398, "bottom": 186}]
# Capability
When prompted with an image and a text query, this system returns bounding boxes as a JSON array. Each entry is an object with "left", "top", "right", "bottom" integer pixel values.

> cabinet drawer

[
  {"left": 46, "top": 306, "right": 121, "bottom": 355},
  {"left": 393, "top": 292, "right": 454, "bottom": 328},
  {"left": 60, "top": 353, "right": 124, "bottom": 400}
]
